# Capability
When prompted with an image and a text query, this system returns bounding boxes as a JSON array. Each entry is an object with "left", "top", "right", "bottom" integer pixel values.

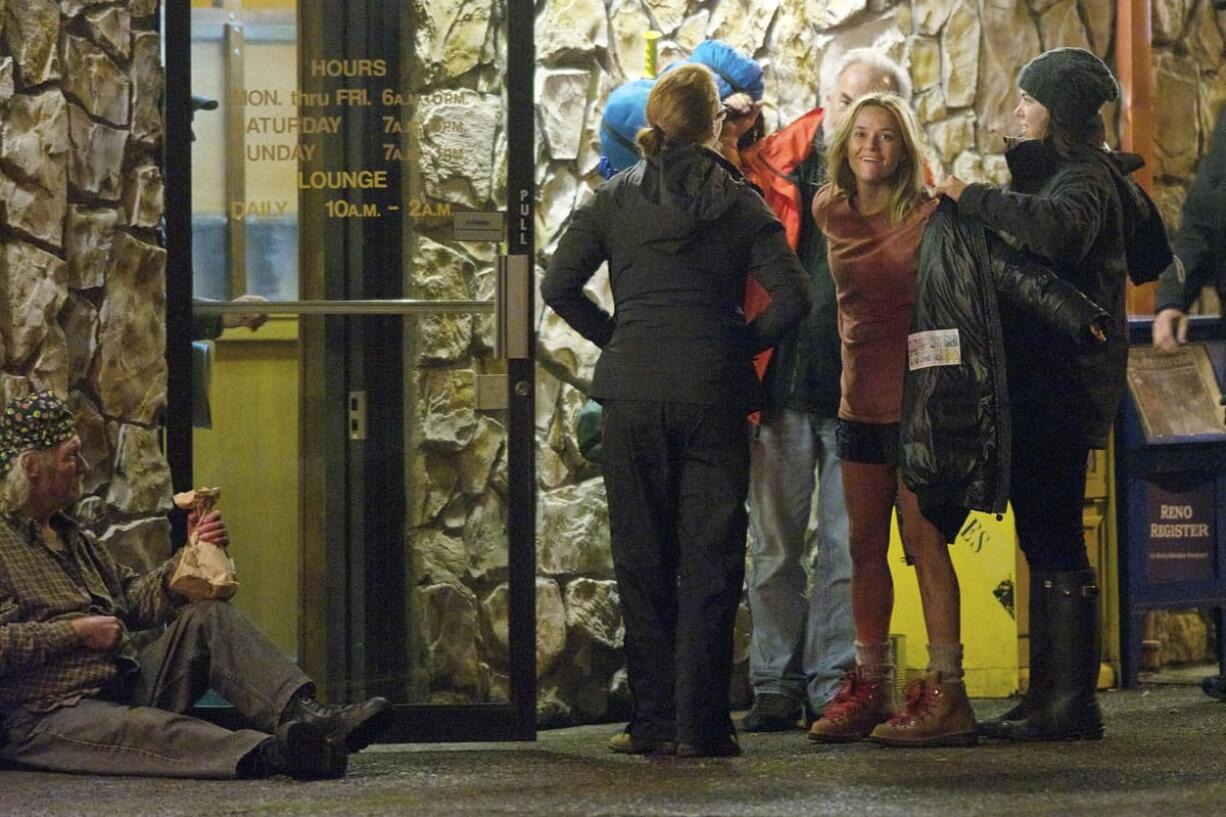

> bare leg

[
  {"left": 842, "top": 461, "right": 897, "bottom": 645},
  {"left": 896, "top": 477, "right": 960, "bottom": 645},
  {"left": 808, "top": 460, "right": 899, "bottom": 743}
]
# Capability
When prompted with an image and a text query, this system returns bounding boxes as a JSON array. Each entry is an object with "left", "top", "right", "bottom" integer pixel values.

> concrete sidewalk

[{"left": 1, "top": 685, "right": 1223, "bottom": 817}]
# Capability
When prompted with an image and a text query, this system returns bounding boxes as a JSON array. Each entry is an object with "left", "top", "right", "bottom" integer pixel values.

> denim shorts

[{"left": 835, "top": 419, "right": 899, "bottom": 466}]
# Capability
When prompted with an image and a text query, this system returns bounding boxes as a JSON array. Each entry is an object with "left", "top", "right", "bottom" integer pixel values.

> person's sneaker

[
  {"left": 808, "top": 671, "right": 894, "bottom": 743},
  {"left": 281, "top": 693, "right": 393, "bottom": 753},
  {"left": 675, "top": 734, "right": 741, "bottom": 758},
  {"left": 742, "top": 693, "right": 801, "bottom": 732},
  {"left": 608, "top": 731, "right": 675, "bottom": 755},
  {"left": 869, "top": 672, "right": 978, "bottom": 747},
  {"left": 256, "top": 721, "right": 349, "bottom": 779},
  {"left": 1202, "top": 674, "right": 1226, "bottom": 702}
]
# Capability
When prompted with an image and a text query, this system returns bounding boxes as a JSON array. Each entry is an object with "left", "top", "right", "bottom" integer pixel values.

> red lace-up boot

[{"left": 807, "top": 670, "right": 894, "bottom": 743}]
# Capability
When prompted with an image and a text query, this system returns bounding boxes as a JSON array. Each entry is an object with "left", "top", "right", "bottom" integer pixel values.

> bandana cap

[{"left": 0, "top": 392, "right": 76, "bottom": 475}]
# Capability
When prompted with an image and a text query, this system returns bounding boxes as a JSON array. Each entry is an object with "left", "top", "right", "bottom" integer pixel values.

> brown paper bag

[{"left": 169, "top": 487, "right": 239, "bottom": 600}]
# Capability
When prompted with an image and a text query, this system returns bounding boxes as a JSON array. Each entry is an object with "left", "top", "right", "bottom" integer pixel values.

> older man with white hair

[{"left": 0, "top": 391, "right": 389, "bottom": 779}]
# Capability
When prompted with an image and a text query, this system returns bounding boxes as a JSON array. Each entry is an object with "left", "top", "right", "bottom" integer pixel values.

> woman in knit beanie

[
  {"left": 936, "top": 47, "right": 1171, "bottom": 743},
  {"left": 1013, "top": 47, "right": 1119, "bottom": 156}
]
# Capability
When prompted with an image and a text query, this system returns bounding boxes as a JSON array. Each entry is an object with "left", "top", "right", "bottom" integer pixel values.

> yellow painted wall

[
  {"left": 887, "top": 510, "right": 1020, "bottom": 697},
  {"left": 192, "top": 318, "right": 302, "bottom": 657}
]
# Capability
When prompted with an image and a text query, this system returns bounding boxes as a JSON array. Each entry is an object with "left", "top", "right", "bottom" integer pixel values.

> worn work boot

[
  {"left": 808, "top": 671, "right": 893, "bottom": 743},
  {"left": 608, "top": 730, "right": 676, "bottom": 755},
  {"left": 869, "top": 672, "right": 978, "bottom": 747},
  {"left": 281, "top": 693, "right": 393, "bottom": 752},
  {"left": 995, "top": 569, "right": 1104, "bottom": 742},
  {"left": 249, "top": 721, "right": 349, "bottom": 780},
  {"left": 980, "top": 569, "right": 1053, "bottom": 739},
  {"left": 742, "top": 693, "right": 802, "bottom": 732}
]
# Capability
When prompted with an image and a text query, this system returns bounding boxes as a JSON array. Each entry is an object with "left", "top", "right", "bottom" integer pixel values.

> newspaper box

[{"left": 1117, "top": 317, "right": 1226, "bottom": 687}]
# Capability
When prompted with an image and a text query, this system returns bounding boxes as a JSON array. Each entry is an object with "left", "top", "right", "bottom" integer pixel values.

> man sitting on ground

[{"left": 0, "top": 391, "right": 391, "bottom": 779}]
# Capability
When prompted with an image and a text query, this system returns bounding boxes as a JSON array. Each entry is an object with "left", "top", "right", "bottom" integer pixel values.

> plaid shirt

[{"left": 0, "top": 512, "right": 181, "bottom": 714}]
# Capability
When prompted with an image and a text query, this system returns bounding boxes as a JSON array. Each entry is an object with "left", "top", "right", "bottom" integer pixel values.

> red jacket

[{"left": 737, "top": 107, "right": 825, "bottom": 379}]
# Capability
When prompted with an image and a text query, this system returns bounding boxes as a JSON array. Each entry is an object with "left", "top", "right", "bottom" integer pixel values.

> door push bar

[{"left": 192, "top": 253, "right": 532, "bottom": 362}]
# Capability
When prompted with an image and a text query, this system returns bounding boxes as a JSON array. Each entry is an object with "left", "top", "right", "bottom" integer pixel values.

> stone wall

[
  {"left": 1152, "top": 0, "right": 1226, "bottom": 315},
  {"left": 3, "top": 0, "right": 1218, "bottom": 727},
  {"left": 524, "top": 0, "right": 1226, "bottom": 723},
  {"left": 0, "top": 1, "right": 170, "bottom": 563},
  {"left": 399, "top": 0, "right": 633, "bottom": 721}
]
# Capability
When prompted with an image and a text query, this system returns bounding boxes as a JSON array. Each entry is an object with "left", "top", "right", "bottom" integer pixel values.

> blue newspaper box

[{"left": 1117, "top": 317, "right": 1226, "bottom": 687}]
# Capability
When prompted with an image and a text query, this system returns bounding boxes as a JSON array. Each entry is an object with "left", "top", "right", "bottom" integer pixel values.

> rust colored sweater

[{"left": 812, "top": 185, "right": 938, "bottom": 424}]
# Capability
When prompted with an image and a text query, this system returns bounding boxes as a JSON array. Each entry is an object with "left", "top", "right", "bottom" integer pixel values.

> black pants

[
  {"left": 601, "top": 399, "right": 749, "bottom": 745},
  {"left": 1, "top": 601, "right": 310, "bottom": 778},
  {"left": 1009, "top": 406, "right": 1092, "bottom": 572}
]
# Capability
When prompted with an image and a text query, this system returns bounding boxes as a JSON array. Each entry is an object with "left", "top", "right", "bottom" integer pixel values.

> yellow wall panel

[
  {"left": 192, "top": 319, "right": 301, "bottom": 657},
  {"left": 887, "top": 510, "right": 1020, "bottom": 697}
]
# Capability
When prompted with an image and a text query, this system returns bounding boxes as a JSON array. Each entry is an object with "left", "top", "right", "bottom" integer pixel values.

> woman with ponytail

[{"left": 542, "top": 63, "right": 811, "bottom": 758}]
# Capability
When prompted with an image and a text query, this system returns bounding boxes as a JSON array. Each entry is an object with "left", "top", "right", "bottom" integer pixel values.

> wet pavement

[{"left": 1, "top": 684, "right": 1223, "bottom": 817}]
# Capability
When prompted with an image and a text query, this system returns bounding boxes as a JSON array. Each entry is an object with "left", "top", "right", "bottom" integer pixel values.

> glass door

[{"left": 165, "top": 0, "right": 536, "bottom": 741}]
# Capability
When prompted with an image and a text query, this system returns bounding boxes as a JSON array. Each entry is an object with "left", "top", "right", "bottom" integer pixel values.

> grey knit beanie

[{"left": 1017, "top": 47, "right": 1119, "bottom": 125}]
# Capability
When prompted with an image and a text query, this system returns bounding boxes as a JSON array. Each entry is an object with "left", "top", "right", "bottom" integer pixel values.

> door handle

[{"left": 496, "top": 254, "right": 532, "bottom": 360}]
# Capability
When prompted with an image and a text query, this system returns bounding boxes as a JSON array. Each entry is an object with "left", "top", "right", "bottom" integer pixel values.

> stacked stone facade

[
  {"left": 522, "top": 0, "right": 1226, "bottom": 722},
  {"left": 3, "top": 0, "right": 1220, "bottom": 724},
  {"left": 0, "top": 2, "right": 170, "bottom": 565}
]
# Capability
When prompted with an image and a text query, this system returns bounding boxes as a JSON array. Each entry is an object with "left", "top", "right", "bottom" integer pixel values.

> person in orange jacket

[{"left": 730, "top": 49, "right": 914, "bottom": 732}]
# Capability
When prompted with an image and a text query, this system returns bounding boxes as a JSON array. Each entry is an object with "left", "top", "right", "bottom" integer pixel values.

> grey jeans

[
  {"left": 747, "top": 409, "right": 855, "bottom": 709},
  {"left": 1, "top": 601, "right": 310, "bottom": 778}
]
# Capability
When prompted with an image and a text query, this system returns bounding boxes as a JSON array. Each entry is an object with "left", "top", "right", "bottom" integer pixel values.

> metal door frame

[{"left": 164, "top": 0, "right": 536, "bottom": 742}]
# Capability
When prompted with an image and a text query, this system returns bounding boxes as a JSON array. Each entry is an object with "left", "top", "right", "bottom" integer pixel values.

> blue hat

[
  {"left": 682, "top": 40, "right": 764, "bottom": 102},
  {"left": 598, "top": 78, "right": 653, "bottom": 178}
]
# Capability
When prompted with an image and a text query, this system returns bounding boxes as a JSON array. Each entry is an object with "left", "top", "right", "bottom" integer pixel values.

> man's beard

[{"left": 63, "top": 476, "right": 85, "bottom": 507}]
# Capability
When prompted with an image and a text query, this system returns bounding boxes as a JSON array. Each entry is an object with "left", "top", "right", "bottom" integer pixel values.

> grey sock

[
  {"left": 927, "top": 642, "right": 965, "bottom": 685},
  {"left": 855, "top": 641, "right": 893, "bottom": 683}
]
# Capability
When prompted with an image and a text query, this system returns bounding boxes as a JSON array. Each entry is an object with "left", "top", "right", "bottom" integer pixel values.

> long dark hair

[{"left": 1044, "top": 113, "right": 1107, "bottom": 159}]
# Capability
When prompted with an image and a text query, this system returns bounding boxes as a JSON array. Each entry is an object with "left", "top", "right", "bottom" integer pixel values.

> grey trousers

[{"left": 1, "top": 601, "right": 311, "bottom": 778}]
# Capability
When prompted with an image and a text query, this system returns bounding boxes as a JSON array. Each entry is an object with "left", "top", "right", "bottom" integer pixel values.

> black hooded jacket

[
  {"left": 955, "top": 139, "right": 1172, "bottom": 447},
  {"left": 542, "top": 145, "right": 811, "bottom": 411},
  {"left": 901, "top": 199, "right": 1108, "bottom": 541}
]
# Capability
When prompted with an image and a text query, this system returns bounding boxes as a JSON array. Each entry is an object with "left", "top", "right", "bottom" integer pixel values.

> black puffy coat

[
  {"left": 542, "top": 145, "right": 811, "bottom": 411},
  {"left": 901, "top": 199, "right": 1108, "bottom": 541},
  {"left": 955, "top": 139, "right": 1171, "bottom": 448}
]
